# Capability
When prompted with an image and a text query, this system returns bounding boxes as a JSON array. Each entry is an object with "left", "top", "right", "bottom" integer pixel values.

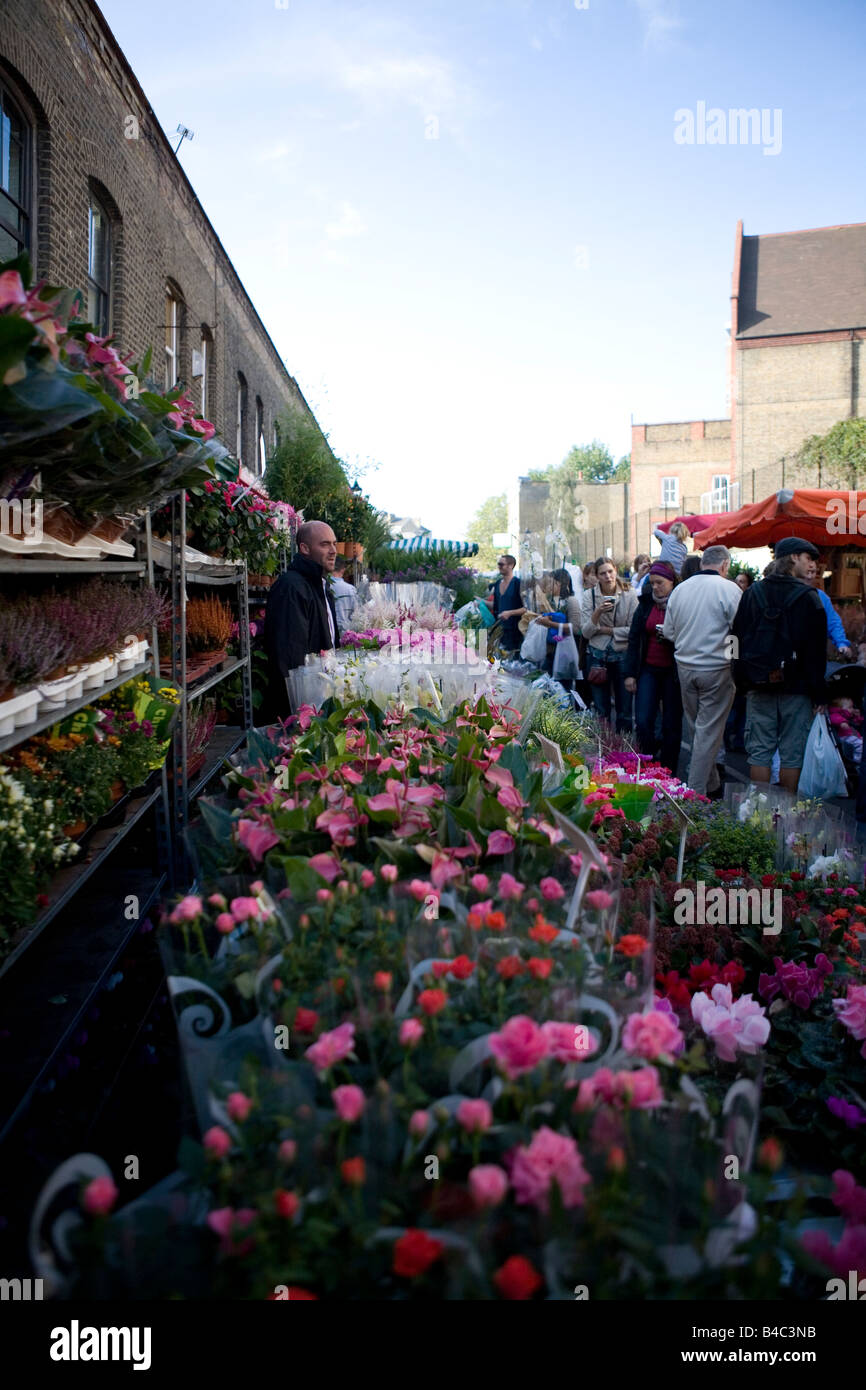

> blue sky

[{"left": 100, "top": 0, "right": 866, "bottom": 537}]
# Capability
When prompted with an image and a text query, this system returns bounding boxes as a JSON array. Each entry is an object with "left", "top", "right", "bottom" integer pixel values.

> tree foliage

[
  {"left": 264, "top": 409, "right": 347, "bottom": 518},
  {"left": 466, "top": 493, "right": 508, "bottom": 571},
  {"left": 795, "top": 418, "right": 866, "bottom": 489}
]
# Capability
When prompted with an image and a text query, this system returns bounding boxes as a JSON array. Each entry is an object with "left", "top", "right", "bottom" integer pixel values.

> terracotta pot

[
  {"left": 89, "top": 516, "right": 129, "bottom": 545},
  {"left": 63, "top": 819, "right": 88, "bottom": 838},
  {"left": 41, "top": 506, "right": 92, "bottom": 546},
  {"left": 110, "top": 780, "right": 125, "bottom": 802},
  {"left": 335, "top": 541, "right": 347, "bottom": 556}
]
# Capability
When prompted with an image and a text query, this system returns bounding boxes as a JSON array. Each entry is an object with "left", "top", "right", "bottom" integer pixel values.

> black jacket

[
  {"left": 731, "top": 573, "right": 826, "bottom": 699},
  {"left": 263, "top": 555, "right": 339, "bottom": 719},
  {"left": 623, "top": 588, "right": 676, "bottom": 680}
]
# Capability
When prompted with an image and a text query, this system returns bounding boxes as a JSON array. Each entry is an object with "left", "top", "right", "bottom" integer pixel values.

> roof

[{"left": 736, "top": 221, "right": 866, "bottom": 339}]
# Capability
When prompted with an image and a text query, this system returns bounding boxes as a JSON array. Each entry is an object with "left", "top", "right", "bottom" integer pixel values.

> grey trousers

[{"left": 677, "top": 663, "right": 736, "bottom": 795}]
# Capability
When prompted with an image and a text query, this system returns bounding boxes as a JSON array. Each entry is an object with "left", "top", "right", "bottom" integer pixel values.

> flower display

[{"left": 691, "top": 985, "right": 770, "bottom": 1062}]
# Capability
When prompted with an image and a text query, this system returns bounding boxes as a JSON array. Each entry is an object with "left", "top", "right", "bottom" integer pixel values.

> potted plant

[{"left": 185, "top": 596, "right": 233, "bottom": 683}]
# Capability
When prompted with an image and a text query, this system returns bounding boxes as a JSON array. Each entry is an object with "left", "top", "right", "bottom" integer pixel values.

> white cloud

[
  {"left": 530, "top": 36, "right": 543, "bottom": 51},
  {"left": 254, "top": 141, "right": 292, "bottom": 164},
  {"left": 325, "top": 201, "right": 366, "bottom": 241},
  {"left": 633, "top": 0, "right": 683, "bottom": 49},
  {"left": 338, "top": 54, "right": 460, "bottom": 117}
]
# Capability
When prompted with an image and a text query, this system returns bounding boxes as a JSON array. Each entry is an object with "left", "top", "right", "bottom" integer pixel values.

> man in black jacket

[
  {"left": 263, "top": 521, "right": 339, "bottom": 719},
  {"left": 730, "top": 537, "right": 827, "bottom": 792}
]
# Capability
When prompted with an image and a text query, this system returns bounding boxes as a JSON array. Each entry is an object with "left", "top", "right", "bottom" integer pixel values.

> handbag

[{"left": 587, "top": 661, "right": 609, "bottom": 686}]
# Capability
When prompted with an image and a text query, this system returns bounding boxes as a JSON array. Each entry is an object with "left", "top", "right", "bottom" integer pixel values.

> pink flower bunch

[
  {"left": 690, "top": 984, "right": 770, "bottom": 1062},
  {"left": 305, "top": 1021, "right": 356, "bottom": 1075},
  {"left": 832, "top": 983, "right": 866, "bottom": 1058},
  {"left": 365, "top": 777, "right": 444, "bottom": 838},
  {"left": 541, "top": 1021, "right": 599, "bottom": 1063},
  {"left": 508, "top": 1126, "right": 591, "bottom": 1213},
  {"left": 165, "top": 391, "right": 216, "bottom": 440},
  {"left": 758, "top": 953, "right": 833, "bottom": 1010},
  {"left": 575, "top": 1065, "right": 665, "bottom": 1111},
  {"left": 206, "top": 1206, "right": 257, "bottom": 1257},
  {"left": 489, "top": 1015, "right": 549, "bottom": 1079},
  {"left": 622, "top": 1007, "right": 685, "bottom": 1061}
]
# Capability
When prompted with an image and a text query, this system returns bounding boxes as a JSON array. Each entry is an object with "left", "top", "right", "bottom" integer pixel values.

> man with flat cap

[
  {"left": 731, "top": 536, "right": 827, "bottom": 792},
  {"left": 263, "top": 520, "right": 339, "bottom": 719}
]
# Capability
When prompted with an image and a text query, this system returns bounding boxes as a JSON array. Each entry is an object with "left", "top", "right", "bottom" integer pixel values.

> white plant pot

[
  {"left": 81, "top": 656, "right": 112, "bottom": 691},
  {"left": 37, "top": 670, "right": 84, "bottom": 713},
  {"left": 104, "top": 657, "right": 119, "bottom": 681},
  {"left": 117, "top": 637, "right": 147, "bottom": 672},
  {"left": 0, "top": 687, "right": 41, "bottom": 737}
]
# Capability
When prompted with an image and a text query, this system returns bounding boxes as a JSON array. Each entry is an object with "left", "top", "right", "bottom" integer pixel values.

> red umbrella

[
  {"left": 693, "top": 489, "right": 866, "bottom": 550},
  {"left": 656, "top": 513, "right": 719, "bottom": 535}
]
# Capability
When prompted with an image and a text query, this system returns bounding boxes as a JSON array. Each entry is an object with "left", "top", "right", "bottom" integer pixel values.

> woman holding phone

[
  {"left": 579, "top": 559, "right": 637, "bottom": 732},
  {"left": 622, "top": 560, "right": 682, "bottom": 774}
]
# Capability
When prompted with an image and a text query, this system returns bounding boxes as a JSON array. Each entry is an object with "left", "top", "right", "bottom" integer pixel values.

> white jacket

[{"left": 661, "top": 572, "right": 741, "bottom": 668}]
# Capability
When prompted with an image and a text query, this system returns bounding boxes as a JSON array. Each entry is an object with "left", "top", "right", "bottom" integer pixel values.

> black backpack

[{"left": 734, "top": 581, "right": 804, "bottom": 689}]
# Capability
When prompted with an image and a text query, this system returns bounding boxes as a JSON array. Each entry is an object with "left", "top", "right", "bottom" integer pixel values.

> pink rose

[
  {"left": 469, "top": 1164, "right": 509, "bottom": 1209},
  {"left": 456, "top": 1098, "right": 493, "bottom": 1134},
  {"left": 399, "top": 1018, "right": 424, "bottom": 1048},
  {"left": 204, "top": 1126, "right": 232, "bottom": 1159},
  {"left": 409, "top": 1109, "right": 430, "bottom": 1137},
  {"left": 237, "top": 818, "right": 279, "bottom": 862},
  {"left": 509, "top": 1126, "right": 591, "bottom": 1214},
  {"left": 618, "top": 1066, "right": 665, "bottom": 1109},
  {"left": 230, "top": 896, "right": 260, "bottom": 922},
  {"left": 470, "top": 873, "right": 490, "bottom": 893},
  {"left": 278, "top": 1139, "right": 297, "bottom": 1164},
  {"left": 208, "top": 893, "right": 227, "bottom": 908},
  {"left": 409, "top": 879, "right": 435, "bottom": 902},
  {"left": 360, "top": 869, "right": 376, "bottom": 888},
  {"left": 539, "top": 877, "right": 565, "bottom": 901},
  {"left": 489, "top": 1015, "right": 549, "bottom": 1079},
  {"left": 226, "top": 1091, "right": 253, "bottom": 1123},
  {"left": 584, "top": 889, "right": 615, "bottom": 910},
  {"left": 169, "top": 894, "right": 203, "bottom": 924},
  {"left": 622, "top": 1008, "right": 685, "bottom": 1061},
  {"left": 82, "top": 1175, "right": 118, "bottom": 1217},
  {"left": 541, "top": 1021, "right": 598, "bottom": 1063},
  {"left": 316, "top": 888, "right": 333, "bottom": 903},
  {"left": 381, "top": 864, "right": 399, "bottom": 882},
  {"left": 332, "top": 1084, "right": 366, "bottom": 1123},
  {"left": 215, "top": 913, "right": 236, "bottom": 934},
  {"left": 498, "top": 873, "right": 525, "bottom": 902},
  {"left": 305, "top": 1021, "right": 356, "bottom": 1075}
]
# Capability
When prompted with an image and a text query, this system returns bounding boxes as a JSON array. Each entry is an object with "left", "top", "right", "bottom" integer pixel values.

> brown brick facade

[{"left": 0, "top": 0, "right": 320, "bottom": 472}]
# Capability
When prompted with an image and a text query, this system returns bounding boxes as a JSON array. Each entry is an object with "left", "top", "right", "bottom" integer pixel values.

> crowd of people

[
  {"left": 491, "top": 536, "right": 852, "bottom": 801},
  {"left": 258, "top": 522, "right": 856, "bottom": 808}
]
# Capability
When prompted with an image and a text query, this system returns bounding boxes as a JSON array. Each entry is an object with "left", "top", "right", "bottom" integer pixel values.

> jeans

[
  {"left": 677, "top": 663, "right": 737, "bottom": 795},
  {"left": 588, "top": 647, "right": 633, "bottom": 733},
  {"left": 635, "top": 664, "right": 683, "bottom": 775}
]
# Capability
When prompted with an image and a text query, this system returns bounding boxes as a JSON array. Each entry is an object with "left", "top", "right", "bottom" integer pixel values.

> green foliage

[
  {"left": 466, "top": 493, "right": 508, "bottom": 571},
  {"left": 612, "top": 453, "right": 631, "bottom": 483},
  {"left": 264, "top": 409, "right": 347, "bottom": 517},
  {"left": 700, "top": 805, "right": 776, "bottom": 875},
  {"left": 795, "top": 417, "right": 866, "bottom": 489}
]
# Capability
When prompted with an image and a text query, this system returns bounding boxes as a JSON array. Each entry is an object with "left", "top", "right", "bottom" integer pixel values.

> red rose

[
  {"left": 274, "top": 1189, "right": 300, "bottom": 1219},
  {"left": 527, "top": 957, "right": 553, "bottom": 979},
  {"left": 392, "top": 1228, "right": 444, "bottom": 1278},
  {"left": 340, "top": 1157, "right": 366, "bottom": 1186},
  {"left": 432, "top": 961, "right": 452, "bottom": 978},
  {"left": 761, "top": 874, "right": 776, "bottom": 887},
  {"left": 449, "top": 955, "right": 475, "bottom": 980},
  {"left": 294, "top": 1007, "right": 319, "bottom": 1033},
  {"left": 493, "top": 1254, "right": 543, "bottom": 1300},
  {"left": 417, "top": 988, "right": 448, "bottom": 1016},
  {"left": 497, "top": 955, "right": 525, "bottom": 980}
]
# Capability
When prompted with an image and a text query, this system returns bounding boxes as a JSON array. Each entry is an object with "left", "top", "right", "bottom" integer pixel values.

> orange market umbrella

[{"left": 693, "top": 488, "right": 866, "bottom": 551}]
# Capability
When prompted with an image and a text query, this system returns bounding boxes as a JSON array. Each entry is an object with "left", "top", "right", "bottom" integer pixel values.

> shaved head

[{"left": 297, "top": 520, "right": 338, "bottom": 572}]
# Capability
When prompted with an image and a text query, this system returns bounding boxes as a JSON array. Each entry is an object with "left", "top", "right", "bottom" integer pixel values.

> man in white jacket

[{"left": 662, "top": 544, "right": 742, "bottom": 796}]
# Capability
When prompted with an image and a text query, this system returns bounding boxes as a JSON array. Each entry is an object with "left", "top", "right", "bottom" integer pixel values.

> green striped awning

[{"left": 390, "top": 537, "right": 479, "bottom": 556}]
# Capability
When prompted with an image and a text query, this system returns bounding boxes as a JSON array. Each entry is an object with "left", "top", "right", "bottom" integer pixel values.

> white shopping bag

[
  {"left": 552, "top": 632, "right": 581, "bottom": 682},
  {"left": 798, "top": 712, "right": 848, "bottom": 800},
  {"left": 520, "top": 620, "right": 549, "bottom": 664}
]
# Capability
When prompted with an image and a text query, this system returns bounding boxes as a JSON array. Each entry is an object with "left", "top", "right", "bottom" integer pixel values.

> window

[
  {"left": 255, "top": 396, "right": 265, "bottom": 476},
  {"left": 273, "top": 420, "right": 281, "bottom": 453},
  {"left": 165, "top": 286, "right": 183, "bottom": 390},
  {"left": 86, "top": 195, "right": 111, "bottom": 335},
  {"left": 236, "top": 372, "right": 247, "bottom": 464},
  {"left": 661, "top": 477, "right": 679, "bottom": 507},
  {"left": 0, "top": 80, "right": 31, "bottom": 260},
  {"left": 197, "top": 326, "right": 212, "bottom": 417},
  {"left": 710, "top": 474, "right": 730, "bottom": 511}
]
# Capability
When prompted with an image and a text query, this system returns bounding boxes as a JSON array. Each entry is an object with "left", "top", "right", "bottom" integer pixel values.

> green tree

[
  {"left": 795, "top": 418, "right": 866, "bottom": 488},
  {"left": 264, "top": 409, "right": 347, "bottom": 516},
  {"left": 466, "top": 493, "right": 508, "bottom": 571},
  {"left": 612, "top": 453, "right": 631, "bottom": 482}
]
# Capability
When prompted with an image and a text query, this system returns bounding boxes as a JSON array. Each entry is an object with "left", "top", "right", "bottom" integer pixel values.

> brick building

[
  {"left": 0, "top": 0, "right": 325, "bottom": 479},
  {"left": 629, "top": 419, "right": 733, "bottom": 557}
]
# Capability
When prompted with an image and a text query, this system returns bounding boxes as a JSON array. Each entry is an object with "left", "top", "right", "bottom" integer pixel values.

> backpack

[{"left": 734, "top": 580, "right": 804, "bottom": 689}]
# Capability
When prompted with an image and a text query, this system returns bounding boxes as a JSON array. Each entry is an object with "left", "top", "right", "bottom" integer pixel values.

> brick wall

[
  {"left": 630, "top": 419, "right": 732, "bottom": 554},
  {"left": 0, "top": 0, "right": 322, "bottom": 473}
]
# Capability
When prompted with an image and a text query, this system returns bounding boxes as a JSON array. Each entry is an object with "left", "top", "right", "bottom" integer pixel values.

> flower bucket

[
  {"left": 116, "top": 636, "right": 147, "bottom": 672},
  {"left": 37, "top": 669, "right": 84, "bottom": 713},
  {"left": 81, "top": 656, "right": 113, "bottom": 691},
  {"left": 0, "top": 687, "right": 40, "bottom": 736}
]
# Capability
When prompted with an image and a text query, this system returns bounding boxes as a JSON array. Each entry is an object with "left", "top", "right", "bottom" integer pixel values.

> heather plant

[{"left": 0, "top": 597, "right": 75, "bottom": 694}]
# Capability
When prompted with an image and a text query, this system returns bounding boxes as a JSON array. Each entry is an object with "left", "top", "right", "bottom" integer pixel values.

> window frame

[
  {"left": 661, "top": 476, "right": 679, "bottom": 508},
  {"left": 255, "top": 396, "right": 265, "bottom": 477},
  {"left": 0, "top": 78, "right": 32, "bottom": 260},
  {"left": 86, "top": 194, "right": 112, "bottom": 336},
  {"left": 165, "top": 287, "right": 182, "bottom": 391},
  {"left": 236, "top": 372, "right": 247, "bottom": 465},
  {"left": 710, "top": 473, "right": 730, "bottom": 511}
]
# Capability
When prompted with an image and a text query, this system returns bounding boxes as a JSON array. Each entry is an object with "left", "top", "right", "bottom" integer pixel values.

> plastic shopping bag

[
  {"left": 552, "top": 632, "right": 581, "bottom": 682},
  {"left": 798, "top": 712, "right": 849, "bottom": 800},
  {"left": 520, "top": 620, "right": 549, "bottom": 664}
]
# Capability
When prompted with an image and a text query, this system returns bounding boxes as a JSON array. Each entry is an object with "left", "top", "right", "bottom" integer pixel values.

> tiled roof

[{"left": 736, "top": 222, "right": 866, "bottom": 338}]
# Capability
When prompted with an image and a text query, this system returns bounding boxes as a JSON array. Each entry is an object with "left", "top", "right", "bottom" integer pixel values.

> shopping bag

[
  {"left": 520, "top": 620, "right": 549, "bottom": 664},
  {"left": 798, "top": 712, "right": 848, "bottom": 800},
  {"left": 552, "top": 632, "right": 581, "bottom": 682}
]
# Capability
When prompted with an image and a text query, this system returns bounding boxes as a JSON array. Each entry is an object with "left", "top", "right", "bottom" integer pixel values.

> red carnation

[
  {"left": 294, "top": 1007, "right": 319, "bottom": 1033},
  {"left": 392, "top": 1228, "right": 444, "bottom": 1278},
  {"left": 493, "top": 1254, "right": 543, "bottom": 1300},
  {"left": 417, "top": 988, "right": 448, "bottom": 1016}
]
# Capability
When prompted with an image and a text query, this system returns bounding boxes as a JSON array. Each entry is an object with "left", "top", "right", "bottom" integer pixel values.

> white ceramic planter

[
  {"left": 0, "top": 688, "right": 41, "bottom": 737},
  {"left": 116, "top": 637, "right": 147, "bottom": 672},
  {"left": 37, "top": 670, "right": 84, "bottom": 713},
  {"left": 81, "top": 656, "right": 112, "bottom": 691},
  {"left": 104, "top": 657, "right": 119, "bottom": 681}
]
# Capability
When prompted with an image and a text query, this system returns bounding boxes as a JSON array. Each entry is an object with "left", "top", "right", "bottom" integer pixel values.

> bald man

[{"left": 263, "top": 520, "right": 339, "bottom": 718}]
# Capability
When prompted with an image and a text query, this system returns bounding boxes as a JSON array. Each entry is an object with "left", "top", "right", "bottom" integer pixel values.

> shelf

[
  {"left": 184, "top": 570, "right": 247, "bottom": 586},
  {"left": 0, "top": 660, "right": 153, "bottom": 758},
  {"left": 0, "top": 782, "right": 164, "bottom": 981},
  {"left": 0, "top": 868, "right": 166, "bottom": 1146},
  {"left": 0, "top": 558, "right": 145, "bottom": 574},
  {"left": 188, "top": 725, "right": 248, "bottom": 802},
  {"left": 185, "top": 654, "right": 248, "bottom": 701}
]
